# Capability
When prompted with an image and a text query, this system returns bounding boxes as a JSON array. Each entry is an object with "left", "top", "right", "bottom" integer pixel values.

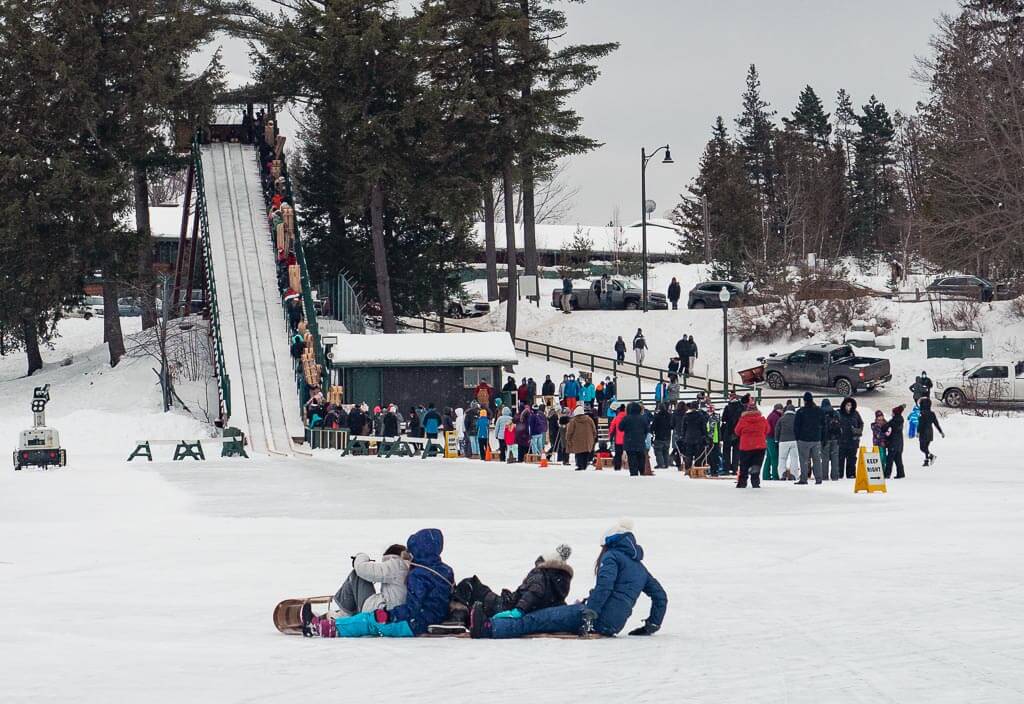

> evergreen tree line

[
  {"left": 673, "top": 65, "right": 903, "bottom": 282},
  {"left": 0, "top": 0, "right": 226, "bottom": 375},
  {"left": 677, "top": 1, "right": 1024, "bottom": 284},
  {"left": 243, "top": 0, "right": 617, "bottom": 335}
]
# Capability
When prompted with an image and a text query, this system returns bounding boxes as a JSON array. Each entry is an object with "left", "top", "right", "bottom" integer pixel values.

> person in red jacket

[
  {"left": 733, "top": 401, "right": 769, "bottom": 488},
  {"left": 607, "top": 404, "right": 627, "bottom": 471}
]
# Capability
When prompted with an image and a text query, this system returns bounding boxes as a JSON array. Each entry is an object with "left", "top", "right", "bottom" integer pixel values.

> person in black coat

[
  {"left": 451, "top": 545, "right": 574, "bottom": 621},
  {"left": 793, "top": 391, "right": 825, "bottom": 484},
  {"left": 619, "top": 402, "right": 651, "bottom": 477},
  {"left": 541, "top": 375, "right": 556, "bottom": 398},
  {"left": 678, "top": 402, "right": 709, "bottom": 470},
  {"left": 720, "top": 394, "right": 746, "bottom": 474},
  {"left": 652, "top": 404, "right": 674, "bottom": 469},
  {"left": 614, "top": 336, "right": 627, "bottom": 363},
  {"left": 835, "top": 397, "right": 864, "bottom": 479},
  {"left": 917, "top": 397, "right": 944, "bottom": 466},
  {"left": 883, "top": 405, "right": 906, "bottom": 478},
  {"left": 667, "top": 277, "right": 681, "bottom": 309}
]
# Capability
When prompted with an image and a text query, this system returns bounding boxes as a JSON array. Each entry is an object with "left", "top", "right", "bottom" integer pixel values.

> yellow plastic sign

[
  {"left": 854, "top": 446, "right": 887, "bottom": 494},
  {"left": 444, "top": 431, "right": 459, "bottom": 458}
]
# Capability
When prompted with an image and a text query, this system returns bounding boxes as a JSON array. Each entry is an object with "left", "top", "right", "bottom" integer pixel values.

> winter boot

[
  {"left": 304, "top": 615, "right": 336, "bottom": 638},
  {"left": 929, "top": 454, "right": 937, "bottom": 465},
  {"left": 579, "top": 608, "right": 597, "bottom": 638},
  {"left": 469, "top": 602, "right": 492, "bottom": 639}
]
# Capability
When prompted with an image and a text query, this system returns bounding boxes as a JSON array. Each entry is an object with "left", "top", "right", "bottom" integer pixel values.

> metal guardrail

[
  {"left": 396, "top": 315, "right": 760, "bottom": 401},
  {"left": 191, "top": 138, "right": 231, "bottom": 424},
  {"left": 320, "top": 271, "right": 367, "bottom": 334}
]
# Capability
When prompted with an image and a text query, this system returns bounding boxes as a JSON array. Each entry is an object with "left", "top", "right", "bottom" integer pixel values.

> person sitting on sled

[
  {"left": 438, "top": 544, "right": 574, "bottom": 632},
  {"left": 469, "top": 519, "right": 666, "bottom": 639},
  {"left": 325, "top": 543, "right": 410, "bottom": 621},
  {"left": 306, "top": 528, "right": 453, "bottom": 638}
]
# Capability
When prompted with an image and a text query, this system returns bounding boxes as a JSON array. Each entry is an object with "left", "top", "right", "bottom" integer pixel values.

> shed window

[{"left": 463, "top": 367, "right": 494, "bottom": 388}]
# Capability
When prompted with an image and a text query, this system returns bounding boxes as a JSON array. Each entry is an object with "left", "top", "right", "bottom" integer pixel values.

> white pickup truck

[{"left": 935, "top": 361, "right": 1024, "bottom": 407}]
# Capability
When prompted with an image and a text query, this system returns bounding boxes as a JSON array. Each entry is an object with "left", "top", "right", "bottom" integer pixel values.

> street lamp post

[
  {"left": 719, "top": 287, "right": 731, "bottom": 396},
  {"left": 640, "top": 144, "right": 673, "bottom": 312}
]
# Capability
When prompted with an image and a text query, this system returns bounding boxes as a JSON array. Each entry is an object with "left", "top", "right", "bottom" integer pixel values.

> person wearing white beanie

[{"left": 471, "top": 520, "right": 667, "bottom": 640}]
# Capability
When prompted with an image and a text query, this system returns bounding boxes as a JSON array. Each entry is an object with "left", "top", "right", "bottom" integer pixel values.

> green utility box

[{"left": 926, "top": 332, "right": 983, "bottom": 360}]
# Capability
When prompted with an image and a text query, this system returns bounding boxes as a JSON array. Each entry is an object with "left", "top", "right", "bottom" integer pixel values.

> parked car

[
  {"left": 935, "top": 360, "right": 1024, "bottom": 407},
  {"left": 687, "top": 281, "right": 748, "bottom": 309},
  {"left": 762, "top": 343, "right": 892, "bottom": 396},
  {"left": 925, "top": 275, "right": 1016, "bottom": 302},
  {"left": 552, "top": 278, "right": 668, "bottom": 310},
  {"left": 446, "top": 292, "right": 491, "bottom": 318},
  {"left": 65, "top": 295, "right": 105, "bottom": 319}
]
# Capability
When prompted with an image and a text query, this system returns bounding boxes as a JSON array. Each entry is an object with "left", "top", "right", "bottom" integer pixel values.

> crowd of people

[{"left": 302, "top": 520, "right": 667, "bottom": 640}]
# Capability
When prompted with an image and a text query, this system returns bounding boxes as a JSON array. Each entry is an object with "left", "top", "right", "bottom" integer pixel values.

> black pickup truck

[
  {"left": 762, "top": 343, "right": 891, "bottom": 396},
  {"left": 552, "top": 278, "right": 668, "bottom": 311}
]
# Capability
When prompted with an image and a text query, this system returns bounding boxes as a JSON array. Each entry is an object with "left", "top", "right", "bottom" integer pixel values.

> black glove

[{"left": 627, "top": 621, "right": 660, "bottom": 636}]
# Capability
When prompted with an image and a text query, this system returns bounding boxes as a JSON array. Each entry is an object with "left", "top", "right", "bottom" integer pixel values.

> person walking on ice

[
  {"left": 917, "top": 397, "right": 944, "bottom": 466},
  {"left": 632, "top": 328, "right": 648, "bottom": 364},
  {"left": 469, "top": 519, "right": 667, "bottom": 639}
]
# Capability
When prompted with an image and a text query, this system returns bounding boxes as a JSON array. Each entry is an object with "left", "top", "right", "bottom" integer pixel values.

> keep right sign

[{"left": 855, "top": 446, "right": 887, "bottom": 494}]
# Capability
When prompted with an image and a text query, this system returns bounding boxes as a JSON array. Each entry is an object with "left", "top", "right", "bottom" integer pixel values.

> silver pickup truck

[{"left": 762, "top": 343, "right": 891, "bottom": 397}]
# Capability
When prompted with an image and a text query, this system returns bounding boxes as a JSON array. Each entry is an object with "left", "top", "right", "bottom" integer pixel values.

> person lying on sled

[
  {"left": 306, "top": 528, "right": 453, "bottom": 638},
  {"left": 325, "top": 543, "right": 410, "bottom": 621},
  {"left": 468, "top": 519, "right": 666, "bottom": 639},
  {"left": 438, "top": 544, "right": 574, "bottom": 632}
]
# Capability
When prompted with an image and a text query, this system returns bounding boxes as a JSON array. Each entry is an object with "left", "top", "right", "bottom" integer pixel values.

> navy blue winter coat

[
  {"left": 387, "top": 528, "right": 454, "bottom": 635},
  {"left": 585, "top": 532, "right": 667, "bottom": 635}
]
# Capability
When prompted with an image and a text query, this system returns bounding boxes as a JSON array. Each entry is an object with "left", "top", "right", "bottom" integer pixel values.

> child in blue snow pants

[
  {"left": 490, "top": 603, "right": 587, "bottom": 639},
  {"left": 333, "top": 611, "right": 414, "bottom": 638}
]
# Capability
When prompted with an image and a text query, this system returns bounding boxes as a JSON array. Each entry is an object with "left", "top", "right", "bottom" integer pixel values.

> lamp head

[
  {"left": 718, "top": 287, "right": 731, "bottom": 303},
  {"left": 662, "top": 146, "right": 674, "bottom": 164}
]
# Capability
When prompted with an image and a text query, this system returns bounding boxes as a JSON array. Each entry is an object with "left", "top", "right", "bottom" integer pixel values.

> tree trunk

[
  {"left": 22, "top": 318, "right": 42, "bottom": 376},
  {"left": 134, "top": 166, "right": 157, "bottom": 329},
  {"left": 521, "top": 156, "right": 538, "bottom": 282},
  {"left": 518, "top": 0, "right": 539, "bottom": 285},
  {"left": 103, "top": 280, "right": 126, "bottom": 367},
  {"left": 370, "top": 180, "right": 397, "bottom": 334},
  {"left": 483, "top": 186, "right": 499, "bottom": 301},
  {"left": 502, "top": 162, "right": 518, "bottom": 338}
]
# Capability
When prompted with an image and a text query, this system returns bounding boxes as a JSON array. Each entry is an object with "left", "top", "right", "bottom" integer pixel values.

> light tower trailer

[{"left": 14, "top": 384, "right": 67, "bottom": 470}]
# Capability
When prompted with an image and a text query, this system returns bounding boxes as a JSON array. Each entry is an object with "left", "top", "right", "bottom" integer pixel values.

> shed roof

[{"left": 331, "top": 331, "right": 518, "bottom": 367}]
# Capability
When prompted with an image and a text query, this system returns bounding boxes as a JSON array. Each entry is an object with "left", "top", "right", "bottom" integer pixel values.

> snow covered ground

[{"left": 2, "top": 318, "right": 1024, "bottom": 703}]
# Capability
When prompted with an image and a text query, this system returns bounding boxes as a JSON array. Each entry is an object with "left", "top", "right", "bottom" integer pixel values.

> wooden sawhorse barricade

[
  {"left": 127, "top": 428, "right": 248, "bottom": 462},
  {"left": 340, "top": 435, "right": 444, "bottom": 459}
]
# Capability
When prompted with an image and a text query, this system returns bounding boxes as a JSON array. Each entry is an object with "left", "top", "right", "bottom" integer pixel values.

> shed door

[{"left": 348, "top": 368, "right": 382, "bottom": 409}]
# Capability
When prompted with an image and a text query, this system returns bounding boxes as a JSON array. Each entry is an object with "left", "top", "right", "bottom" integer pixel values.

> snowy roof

[
  {"left": 330, "top": 331, "right": 518, "bottom": 367},
  {"left": 472, "top": 221, "right": 680, "bottom": 256},
  {"left": 927, "top": 331, "right": 983, "bottom": 339}
]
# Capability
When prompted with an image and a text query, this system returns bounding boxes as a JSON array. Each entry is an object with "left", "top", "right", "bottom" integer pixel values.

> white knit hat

[{"left": 602, "top": 518, "right": 635, "bottom": 543}]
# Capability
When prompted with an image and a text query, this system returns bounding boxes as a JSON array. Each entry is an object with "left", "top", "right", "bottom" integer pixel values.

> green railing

[
  {"left": 191, "top": 138, "right": 232, "bottom": 423},
  {"left": 256, "top": 137, "right": 330, "bottom": 398}
]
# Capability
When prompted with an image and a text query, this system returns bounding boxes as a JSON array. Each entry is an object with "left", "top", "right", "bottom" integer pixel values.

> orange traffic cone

[
  {"left": 539, "top": 457, "right": 549, "bottom": 468},
  {"left": 484, "top": 445, "right": 492, "bottom": 461}
]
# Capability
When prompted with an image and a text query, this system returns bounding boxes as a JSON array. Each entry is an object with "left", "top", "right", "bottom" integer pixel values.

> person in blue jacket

[
  {"left": 307, "top": 528, "right": 453, "bottom": 638},
  {"left": 422, "top": 403, "right": 442, "bottom": 440},
  {"left": 469, "top": 518, "right": 667, "bottom": 639}
]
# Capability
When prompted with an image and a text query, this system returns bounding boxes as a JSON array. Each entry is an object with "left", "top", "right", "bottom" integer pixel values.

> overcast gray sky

[{"left": 214, "top": 0, "right": 960, "bottom": 224}]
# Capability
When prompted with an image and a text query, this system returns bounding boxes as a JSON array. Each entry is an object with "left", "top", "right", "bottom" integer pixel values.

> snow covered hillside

[{"left": 2, "top": 310, "right": 1024, "bottom": 704}]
